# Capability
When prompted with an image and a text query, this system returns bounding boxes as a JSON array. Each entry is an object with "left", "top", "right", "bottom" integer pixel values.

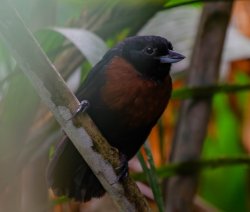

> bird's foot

[
  {"left": 68, "top": 100, "right": 90, "bottom": 120},
  {"left": 115, "top": 153, "right": 129, "bottom": 183}
]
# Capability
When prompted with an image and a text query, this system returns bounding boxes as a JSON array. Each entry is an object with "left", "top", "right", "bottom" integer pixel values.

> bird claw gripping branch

[
  {"left": 68, "top": 100, "right": 90, "bottom": 120},
  {"left": 114, "top": 153, "right": 129, "bottom": 183}
]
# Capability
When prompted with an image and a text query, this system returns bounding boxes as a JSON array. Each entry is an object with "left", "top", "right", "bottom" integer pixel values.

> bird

[{"left": 46, "top": 35, "right": 185, "bottom": 202}]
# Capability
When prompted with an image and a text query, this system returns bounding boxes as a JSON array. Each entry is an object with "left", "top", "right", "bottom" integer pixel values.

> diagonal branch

[{"left": 0, "top": 1, "right": 149, "bottom": 211}]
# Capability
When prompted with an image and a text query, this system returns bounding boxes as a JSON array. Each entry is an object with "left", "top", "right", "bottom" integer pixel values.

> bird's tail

[{"left": 46, "top": 136, "right": 105, "bottom": 202}]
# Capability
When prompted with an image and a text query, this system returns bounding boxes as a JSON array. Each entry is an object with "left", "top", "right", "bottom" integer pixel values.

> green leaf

[
  {"left": 52, "top": 195, "right": 70, "bottom": 205},
  {"left": 137, "top": 144, "right": 165, "bottom": 212},
  {"left": 51, "top": 27, "right": 108, "bottom": 66},
  {"left": 35, "top": 29, "right": 65, "bottom": 57},
  {"left": 165, "top": 0, "right": 202, "bottom": 8}
]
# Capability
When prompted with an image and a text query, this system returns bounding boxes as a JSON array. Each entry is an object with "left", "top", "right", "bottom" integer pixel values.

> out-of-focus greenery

[{"left": 200, "top": 72, "right": 250, "bottom": 212}]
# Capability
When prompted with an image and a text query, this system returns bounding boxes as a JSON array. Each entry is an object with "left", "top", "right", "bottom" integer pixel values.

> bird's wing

[{"left": 75, "top": 47, "right": 120, "bottom": 101}]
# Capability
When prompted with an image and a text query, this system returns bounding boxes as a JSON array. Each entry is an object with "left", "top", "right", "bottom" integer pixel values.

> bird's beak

[{"left": 158, "top": 50, "right": 185, "bottom": 64}]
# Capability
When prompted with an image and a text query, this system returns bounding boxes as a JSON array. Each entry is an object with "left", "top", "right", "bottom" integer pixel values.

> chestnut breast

[{"left": 101, "top": 56, "right": 172, "bottom": 128}]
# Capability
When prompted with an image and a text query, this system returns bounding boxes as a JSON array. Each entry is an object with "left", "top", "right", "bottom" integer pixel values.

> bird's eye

[{"left": 145, "top": 47, "right": 155, "bottom": 55}]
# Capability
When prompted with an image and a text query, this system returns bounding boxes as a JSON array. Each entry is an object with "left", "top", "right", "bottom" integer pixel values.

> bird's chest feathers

[{"left": 101, "top": 57, "right": 172, "bottom": 127}]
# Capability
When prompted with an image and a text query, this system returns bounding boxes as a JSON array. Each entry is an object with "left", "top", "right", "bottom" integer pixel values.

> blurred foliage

[
  {"left": 200, "top": 94, "right": 248, "bottom": 212},
  {"left": 0, "top": 0, "right": 250, "bottom": 211},
  {"left": 199, "top": 72, "right": 250, "bottom": 212}
]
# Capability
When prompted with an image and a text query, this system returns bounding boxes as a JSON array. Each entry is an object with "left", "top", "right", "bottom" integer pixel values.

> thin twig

[
  {"left": 134, "top": 156, "right": 250, "bottom": 181},
  {"left": 172, "top": 84, "right": 250, "bottom": 99}
]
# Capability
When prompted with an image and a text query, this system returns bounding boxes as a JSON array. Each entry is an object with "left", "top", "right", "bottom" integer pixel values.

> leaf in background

[
  {"left": 51, "top": 27, "right": 108, "bottom": 66},
  {"left": 35, "top": 27, "right": 108, "bottom": 92},
  {"left": 35, "top": 29, "right": 65, "bottom": 58}
]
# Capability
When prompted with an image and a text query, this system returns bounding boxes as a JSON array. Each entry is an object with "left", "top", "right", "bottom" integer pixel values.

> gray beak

[{"left": 158, "top": 50, "right": 185, "bottom": 64}]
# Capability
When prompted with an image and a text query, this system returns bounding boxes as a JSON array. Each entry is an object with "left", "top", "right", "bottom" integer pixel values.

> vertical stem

[{"left": 166, "top": 2, "right": 233, "bottom": 212}]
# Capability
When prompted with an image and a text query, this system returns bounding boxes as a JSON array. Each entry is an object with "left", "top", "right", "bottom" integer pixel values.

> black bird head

[{"left": 118, "top": 35, "right": 185, "bottom": 80}]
